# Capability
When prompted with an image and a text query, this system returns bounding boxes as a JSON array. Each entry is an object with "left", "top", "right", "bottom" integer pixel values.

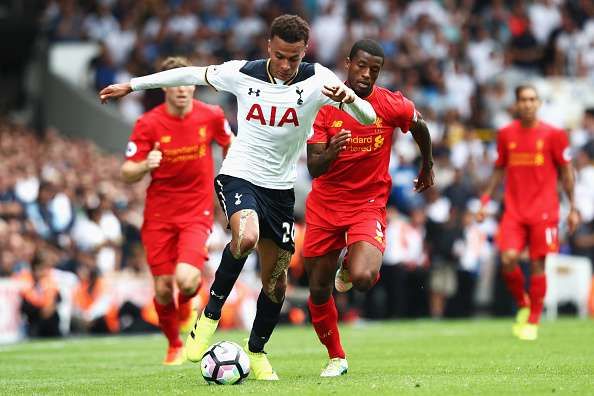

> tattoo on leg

[
  {"left": 234, "top": 210, "right": 256, "bottom": 258},
  {"left": 266, "top": 248, "right": 292, "bottom": 303}
]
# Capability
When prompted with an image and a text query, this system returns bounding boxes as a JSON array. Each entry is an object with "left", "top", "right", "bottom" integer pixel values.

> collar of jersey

[{"left": 266, "top": 58, "right": 298, "bottom": 85}]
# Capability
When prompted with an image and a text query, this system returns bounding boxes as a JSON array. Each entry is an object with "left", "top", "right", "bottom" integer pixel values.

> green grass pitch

[{"left": 1, "top": 319, "right": 593, "bottom": 395}]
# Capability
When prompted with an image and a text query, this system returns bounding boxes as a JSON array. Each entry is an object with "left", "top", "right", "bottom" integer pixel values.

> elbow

[
  {"left": 307, "top": 162, "right": 322, "bottom": 178},
  {"left": 120, "top": 167, "right": 136, "bottom": 184}
]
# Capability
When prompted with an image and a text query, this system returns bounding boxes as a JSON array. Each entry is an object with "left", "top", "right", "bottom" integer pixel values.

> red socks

[
  {"left": 502, "top": 265, "right": 529, "bottom": 308},
  {"left": 177, "top": 286, "right": 200, "bottom": 322},
  {"left": 153, "top": 298, "right": 182, "bottom": 348},
  {"left": 528, "top": 274, "right": 547, "bottom": 324},
  {"left": 308, "top": 296, "right": 345, "bottom": 359}
]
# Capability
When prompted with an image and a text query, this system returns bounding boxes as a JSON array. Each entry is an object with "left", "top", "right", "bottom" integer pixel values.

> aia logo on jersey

[{"left": 246, "top": 104, "right": 299, "bottom": 127}]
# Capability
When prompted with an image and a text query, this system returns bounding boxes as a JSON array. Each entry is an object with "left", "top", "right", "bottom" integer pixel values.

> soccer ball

[{"left": 200, "top": 341, "right": 250, "bottom": 385}]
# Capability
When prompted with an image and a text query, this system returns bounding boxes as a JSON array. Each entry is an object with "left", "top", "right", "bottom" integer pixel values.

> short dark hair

[
  {"left": 160, "top": 56, "right": 192, "bottom": 72},
  {"left": 270, "top": 14, "right": 310, "bottom": 44},
  {"left": 349, "top": 39, "right": 385, "bottom": 61},
  {"left": 515, "top": 84, "right": 538, "bottom": 101}
]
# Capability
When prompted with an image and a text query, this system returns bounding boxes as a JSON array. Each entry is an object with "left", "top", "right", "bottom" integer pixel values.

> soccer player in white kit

[{"left": 100, "top": 15, "right": 376, "bottom": 380}]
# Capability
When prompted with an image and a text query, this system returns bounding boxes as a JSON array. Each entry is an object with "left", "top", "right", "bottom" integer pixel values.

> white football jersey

[{"left": 205, "top": 59, "right": 345, "bottom": 189}]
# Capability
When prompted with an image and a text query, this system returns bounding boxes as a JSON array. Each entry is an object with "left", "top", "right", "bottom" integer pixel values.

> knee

[
  {"left": 309, "top": 276, "right": 334, "bottom": 304},
  {"left": 352, "top": 269, "right": 378, "bottom": 292},
  {"left": 176, "top": 272, "right": 201, "bottom": 296},
  {"left": 501, "top": 251, "right": 519, "bottom": 271},
  {"left": 232, "top": 231, "right": 258, "bottom": 258},
  {"left": 309, "top": 284, "right": 333, "bottom": 304},
  {"left": 154, "top": 280, "right": 174, "bottom": 303}
]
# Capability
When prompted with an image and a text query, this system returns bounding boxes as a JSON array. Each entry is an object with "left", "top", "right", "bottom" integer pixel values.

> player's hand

[
  {"left": 567, "top": 208, "right": 580, "bottom": 235},
  {"left": 327, "top": 129, "right": 351, "bottom": 158},
  {"left": 413, "top": 164, "right": 434, "bottom": 193},
  {"left": 99, "top": 82, "right": 133, "bottom": 103},
  {"left": 146, "top": 142, "right": 162, "bottom": 170},
  {"left": 322, "top": 84, "right": 355, "bottom": 104},
  {"left": 476, "top": 206, "right": 487, "bottom": 223}
]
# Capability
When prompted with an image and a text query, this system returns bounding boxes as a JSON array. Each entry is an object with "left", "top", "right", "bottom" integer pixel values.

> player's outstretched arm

[
  {"left": 409, "top": 114, "right": 435, "bottom": 193},
  {"left": 560, "top": 163, "right": 580, "bottom": 234},
  {"left": 322, "top": 83, "right": 376, "bottom": 125},
  {"left": 99, "top": 66, "right": 208, "bottom": 102}
]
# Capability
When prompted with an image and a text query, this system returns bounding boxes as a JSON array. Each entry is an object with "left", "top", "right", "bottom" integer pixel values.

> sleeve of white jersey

[
  {"left": 315, "top": 64, "right": 343, "bottom": 107},
  {"left": 204, "top": 60, "right": 246, "bottom": 94}
]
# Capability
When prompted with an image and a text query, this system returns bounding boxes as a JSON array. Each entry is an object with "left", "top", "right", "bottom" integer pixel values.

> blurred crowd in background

[{"left": 1, "top": 0, "right": 594, "bottom": 338}]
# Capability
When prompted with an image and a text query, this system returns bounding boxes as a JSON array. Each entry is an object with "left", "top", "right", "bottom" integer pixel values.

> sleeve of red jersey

[
  {"left": 212, "top": 107, "right": 233, "bottom": 147},
  {"left": 551, "top": 129, "right": 571, "bottom": 165},
  {"left": 307, "top": 106, "right": 330, "bottom": 144},
  {"left": 125, "top": 117, "right": 154, "bottom": 162},
  {"left": 494, "top": 129, "right": 507, "bottom": 168},
  {"left": 384, "top": 91, "right": 416, "bottom": 133}
]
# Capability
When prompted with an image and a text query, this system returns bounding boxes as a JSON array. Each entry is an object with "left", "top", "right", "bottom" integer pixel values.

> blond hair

[{"left": 159, "top": 56, "right": 192, "bottom": 72}]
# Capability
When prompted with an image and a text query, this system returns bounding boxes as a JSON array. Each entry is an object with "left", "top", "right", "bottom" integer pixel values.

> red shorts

[
  {"left": 497, "top": 214, "right": 559, "bottom": 260},
  {"left": 141, "top": 220, "right": 210, "bottom": 276},
  {"left": 303, "top": 201, "right": 386, "bottom": 258}
]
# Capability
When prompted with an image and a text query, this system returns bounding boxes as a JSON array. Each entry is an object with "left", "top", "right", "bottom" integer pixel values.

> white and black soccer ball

[{"left": 200, "top": 341, "right": 250, "bottom": 385}]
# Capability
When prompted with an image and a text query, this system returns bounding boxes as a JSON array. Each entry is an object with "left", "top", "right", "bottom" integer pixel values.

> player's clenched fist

[
  {"left": 99, "top": 83, "right": 132, "bottom": 103},
  {"left": 328, "top": 129, "right": 351, "bottom": 157},
  {"left": 322, "top": 84, "right": 355, "bottom": 104},
  {"left": 146, "top": 142, "right": 162, "bottom": 170}
]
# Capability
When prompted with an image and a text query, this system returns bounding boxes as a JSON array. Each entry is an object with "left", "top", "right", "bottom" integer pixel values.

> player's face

[
  {"left": 267, "top": 36, "right": 306, "bottom": 81},
  {"left": 345, "top": 50, "right": 383, "bottom": 98},
  {"left": 516, "top": 88, "right": 540, "bottom": 122},
  {"left": 163, "top": 85, "right": 195, "bottom": 112}
]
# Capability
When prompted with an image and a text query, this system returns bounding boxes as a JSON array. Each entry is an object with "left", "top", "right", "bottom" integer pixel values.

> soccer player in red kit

[
  {"left": 303, "top": 40, "right": 434, "bottom": 376},
  {"left": 477, "top": 85, "right": 579, "bottom": 341},
  {"left": 120, "top": 57, "right": 232, "bottom": 364}
]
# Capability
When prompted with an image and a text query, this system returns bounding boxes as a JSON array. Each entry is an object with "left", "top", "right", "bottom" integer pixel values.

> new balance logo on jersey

[
  {"left": 246, "top": 104, "right": 299, "bottom": 127},
  {"left": 235, "top": 193, "right": 242, "bottom": 205},
  {"left": 296, "top": 87, "right": 304, "bottom": 105},
  {"left": 248, "top": 88, "right": 260, "bottom": 96}
]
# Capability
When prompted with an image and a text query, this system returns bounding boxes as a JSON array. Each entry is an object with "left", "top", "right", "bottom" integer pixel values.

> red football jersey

[
  {"left": 125, "top": 99, "right": 232, "bottom": 224},
  {"left": 307, "top": 86, "right": 415, "bottom": 213},
  {"left": 495, "top": 120, "right": 570, "bottom": 223}
]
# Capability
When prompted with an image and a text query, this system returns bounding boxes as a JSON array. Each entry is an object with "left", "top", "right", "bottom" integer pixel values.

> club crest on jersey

[
  {"left": 246, "top": 104, "right": 299, "bottom": 127},
  {"left": 248, "top": 88, "right": 260, "bottom": 96},
  {"left": 235, "top": 193, "right": 242, "bottom": 205},
  {"left": 296, "top": 87, "right": 304, "bottom": 105},
  {"left": 125, "top": 141, "right": 137, "bottom": 157}
]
